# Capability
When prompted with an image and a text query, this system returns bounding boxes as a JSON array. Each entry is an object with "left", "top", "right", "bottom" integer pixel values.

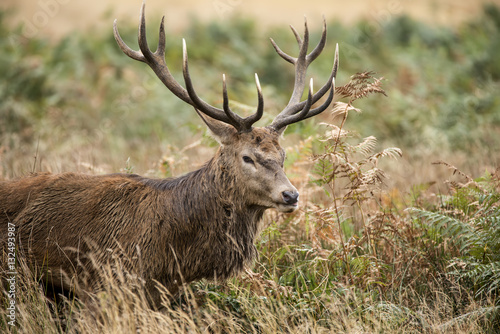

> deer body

[
  {"left": 1, "top": 129, "right": 284, "bottom": 304},
  {"left": 1, "top": 153, "right": 259, "bottom": 305},
  {"left": 0, "top": 1, "right": 338, "bottom": 307}
]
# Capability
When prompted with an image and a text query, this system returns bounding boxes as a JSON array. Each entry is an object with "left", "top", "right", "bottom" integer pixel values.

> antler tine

[
  {"left": 290, "top": 24, "right": 303, "bottom": 46},
  {"left": 270, "top": 18, "right": 309, "bottom": 66},
  {"left": 137, "top": 1, "right": 152, "bottom": 61},
  {"left": 182, "top": 39, "right": 241, "bottom": 127},
  {"left": 288, "top": 78, "right": 315, "bottom": 123},
  {"left": 301, "top": 77, "right": 335, "bottom": 120},
  {"left": 155, "top": 16, "right": 166, "bottom": 59},
  {"left": 222, "top": 73, "right": 264, "bottom": 130},
  {"left": 306, "top": 17, "right": 327, "bottom": 63},
  {"left": 269, "top": 43, "right": 339, "bottom": 133},
  {"left": 222, "top": 74, "right": 244, "bottom": 128},
  {"left": 285, "top": 42, "right": 339, "bottom": 116},
  {"left": 287, "top": 18, "right": 310, "bottom": 107},
  {"left": 268, "top": 79, "right": 314, "bottom": 131},
  {"left": 113, "top": 20, "right": 145, "bottom": 62},
  {"left": 243, "top": 73, "right": 264, "bottom": 126},
  {"left": 114, "top": 1, "right": 265, "bottom": 132},
  {"left": 270, "top": 38, "right": 295, "bottom": 64},
  {"left": 298, "top": 18, "right": 310, "bottom": 60},
  {"left": 272, "top": 17, "right": 329, "bottom": 120},
  {"left": 114, "top": 1, "right": 192, "bottom": 104}
]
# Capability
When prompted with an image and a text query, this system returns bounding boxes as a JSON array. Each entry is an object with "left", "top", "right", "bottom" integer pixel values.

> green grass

[{"left": 1, "top": 4, "right": 500, "bottom": 333}]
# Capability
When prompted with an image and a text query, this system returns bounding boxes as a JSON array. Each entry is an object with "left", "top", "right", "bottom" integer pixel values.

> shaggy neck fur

[{"left": 139, "top": 148, "right": 266, "bottom": 283}]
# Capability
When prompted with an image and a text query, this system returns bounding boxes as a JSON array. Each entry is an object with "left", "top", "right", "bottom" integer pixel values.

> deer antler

[
  {"left": 268, "top": 18, "right": 339, "bottom": 134},
  {"left": 114, "top": 1, "right": 339, "bottom": 135},
  {"left": 113, "top": 0, "right": 263, "bottom": 132}
]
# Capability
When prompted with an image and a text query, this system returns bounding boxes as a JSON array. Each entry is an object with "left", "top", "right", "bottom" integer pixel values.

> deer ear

[{"left": 195, "top": 109, "right": 237, "bottom": 145}]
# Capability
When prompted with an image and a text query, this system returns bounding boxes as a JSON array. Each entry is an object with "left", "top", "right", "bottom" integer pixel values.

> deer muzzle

[{"left": 282, "top": 190, "right": 299, "bottom": 206}]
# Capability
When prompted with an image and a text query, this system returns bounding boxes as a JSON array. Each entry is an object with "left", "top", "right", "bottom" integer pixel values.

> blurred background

[
  {"left": 0, "top": 0, "right": 499, "bottom": 188},
  {"left": 1, "top": 0, "right": 494, "bottom": 38}
]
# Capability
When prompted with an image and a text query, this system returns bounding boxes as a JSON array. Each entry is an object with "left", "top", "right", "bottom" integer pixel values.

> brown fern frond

[
  {"left": 319, "top": 123, "right": 352, "bottom": 141},
  {"left": 335, "top": 71, "right": 387, "bottom": 102},
  {"left": 433, "top": 161, "right": 485, "bottom": 192},
  {"left": 331, "top": 102, "right": 361, "bottom": 118},
  {"left": 367, "top": 147, "right": 403, "bottom": 165},
  {"left": 360, "top": 168, "right": 386, "bottom": 186},
  {"left": 351, "top": 136, "right": 377, "bottom": 156},
  {"left": 432, "top": 161, "right": 473, "bottom": 181}
]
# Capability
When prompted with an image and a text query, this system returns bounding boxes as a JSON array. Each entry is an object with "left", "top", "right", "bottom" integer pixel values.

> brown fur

[{"left": 0, "top": 127, "right": 297, "bottom": 307}]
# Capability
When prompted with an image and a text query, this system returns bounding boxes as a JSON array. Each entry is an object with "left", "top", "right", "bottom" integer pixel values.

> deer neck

[
  {"left": 198, "top": 150, "right": 266, "bottom": 223},
  {"left": 168, "top": 152, "right": 265, "bottom": 266},
  {"left": 156, "top": 150, "right": 266, "bottom": 231}
]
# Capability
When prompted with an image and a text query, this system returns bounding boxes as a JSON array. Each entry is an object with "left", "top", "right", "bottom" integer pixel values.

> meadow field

[{"left": 1, "top": 1, "right": 499, "bottom": 333}]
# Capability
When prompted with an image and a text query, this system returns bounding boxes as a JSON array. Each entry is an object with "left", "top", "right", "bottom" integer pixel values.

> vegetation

[{"left": 1, "top": 4, "right": 499, "bottom": 333}]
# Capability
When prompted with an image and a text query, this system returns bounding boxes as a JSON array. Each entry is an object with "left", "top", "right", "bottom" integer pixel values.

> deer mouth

[
  {"left": 277, "top": 202, "right": 299, "bottom": 213},
  {"left": 276, "top": 190, "right": 299, "bottom": 212}
]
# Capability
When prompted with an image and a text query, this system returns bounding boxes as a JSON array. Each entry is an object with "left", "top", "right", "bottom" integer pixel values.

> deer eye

[{"left": 242, "top": 156, "right": 254, "bottom": 164}]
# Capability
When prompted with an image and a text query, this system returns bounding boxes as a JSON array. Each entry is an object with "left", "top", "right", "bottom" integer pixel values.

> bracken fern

[
  {"left": 309, "top": 71, "right": 402, "bottom": 284},
  {"left": 409, "top": 164, "right": 500, "bottom": 306}
]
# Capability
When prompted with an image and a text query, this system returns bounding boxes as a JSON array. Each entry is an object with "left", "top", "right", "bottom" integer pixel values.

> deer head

[{"left": 113, "top": 1, "right": 339, "bottom": 213}]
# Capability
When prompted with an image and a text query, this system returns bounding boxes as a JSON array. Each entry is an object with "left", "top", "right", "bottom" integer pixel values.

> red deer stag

[{"left": 0, "top": 1, "right": 338, "bottom": 308}]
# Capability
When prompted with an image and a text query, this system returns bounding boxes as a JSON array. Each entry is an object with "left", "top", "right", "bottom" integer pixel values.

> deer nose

[{"left": 282, "top": 190, "right": 299, "bottom": 205}]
